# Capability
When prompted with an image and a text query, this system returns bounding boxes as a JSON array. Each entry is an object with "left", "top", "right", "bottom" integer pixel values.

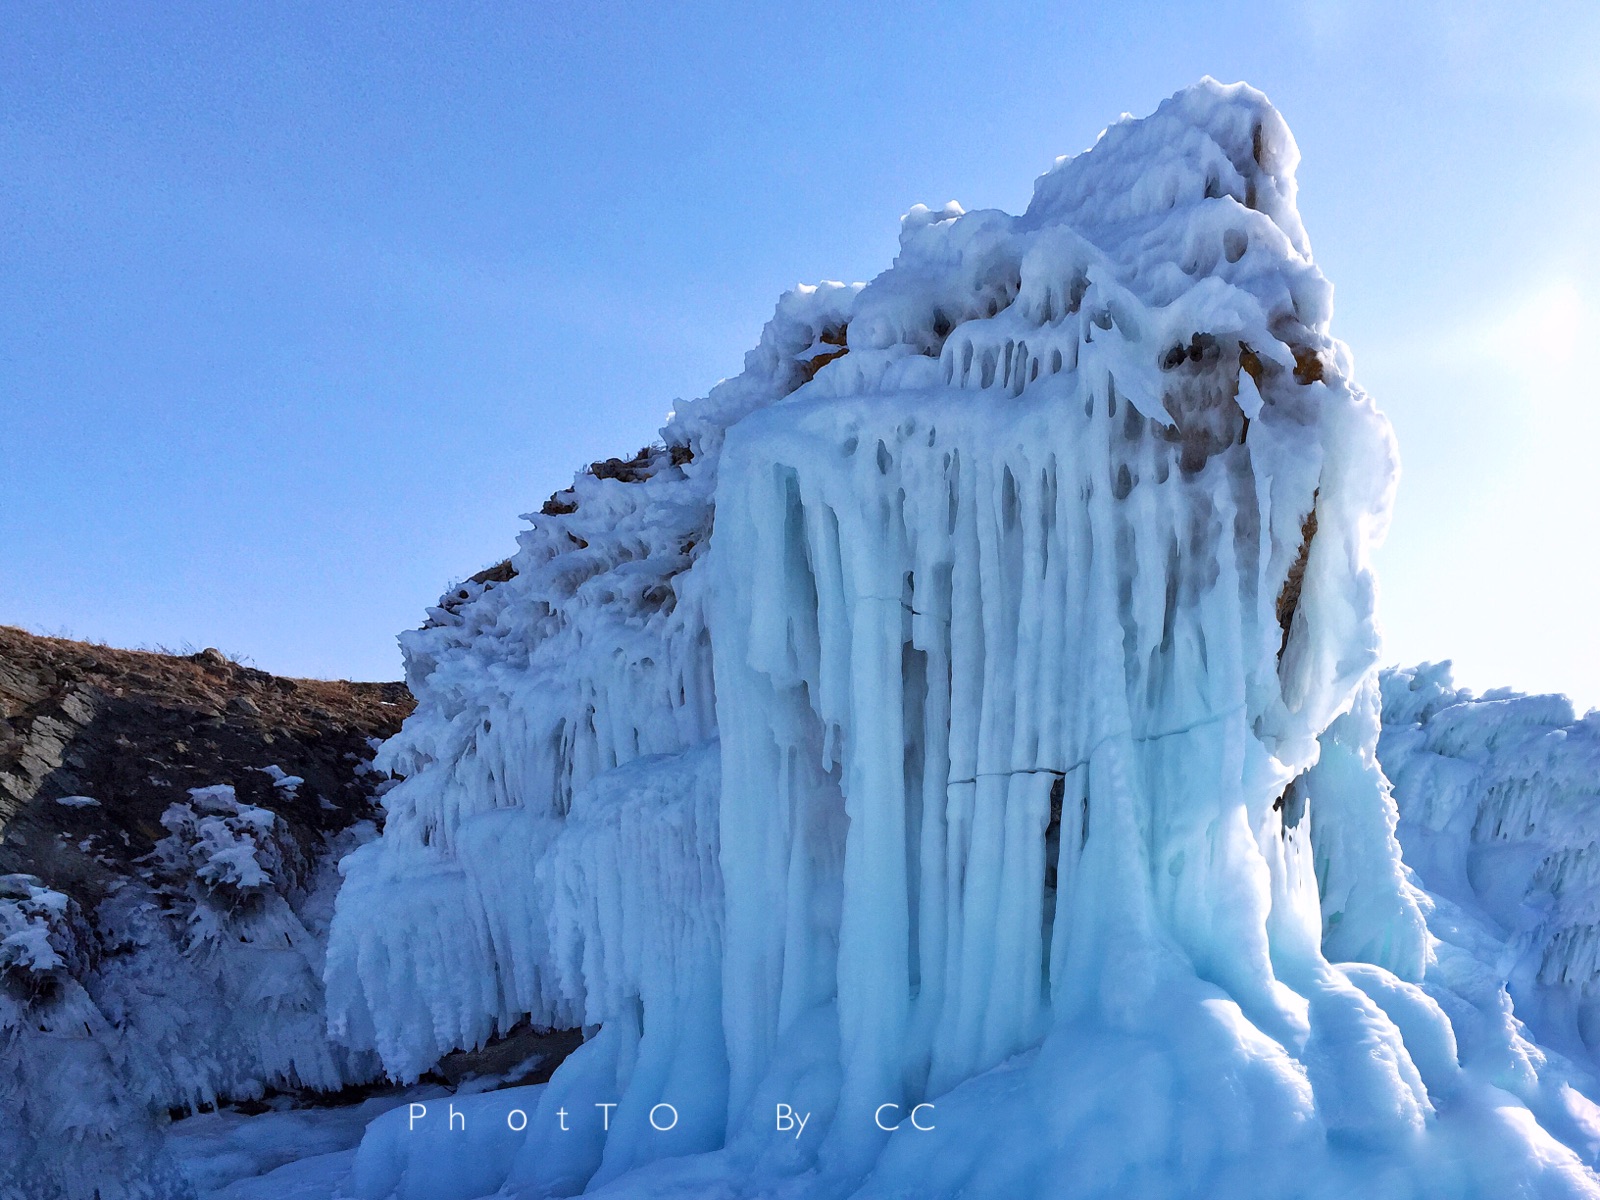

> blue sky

[{"left": 2, "top": 2, "right": 1596, "bottom": 706}]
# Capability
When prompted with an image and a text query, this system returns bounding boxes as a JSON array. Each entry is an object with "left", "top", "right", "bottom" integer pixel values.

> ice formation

[
  {"left": 325, "top": 80, "right": 1600, "bottom": 1197},
  {"left": 1381, "top": 666, "right": 1600, "bottom": 1109}
]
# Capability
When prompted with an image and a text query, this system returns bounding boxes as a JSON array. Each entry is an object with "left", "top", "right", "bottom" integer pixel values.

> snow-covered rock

[
  {"left": 1, "top": 874, "right": 196, "bottom": 1200},
  {"left": 325, "top": 79, "right": 1600, "bottom": 1197},
  {"left": 0, "top": 628, "right": 411, "bottom": 1200},
  {"left": 1, "top": 816, "right": 382, "bottom": 1199}
]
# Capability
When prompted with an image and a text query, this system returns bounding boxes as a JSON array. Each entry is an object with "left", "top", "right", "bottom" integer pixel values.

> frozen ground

[{"left": 168, "top": 1090, "right": 439, "bottom": 1199}]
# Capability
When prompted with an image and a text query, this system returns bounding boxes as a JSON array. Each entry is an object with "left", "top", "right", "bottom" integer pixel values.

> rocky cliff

[{"left": 0, "top": 625, "right": 412, "bottom": 1200}]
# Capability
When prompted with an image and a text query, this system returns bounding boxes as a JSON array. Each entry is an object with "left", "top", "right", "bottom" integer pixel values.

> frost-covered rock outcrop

[
  {"left": 0, "top": 876, "right": 187, "bottom": 1200},
  {"left": 1, "top": 807, "right": 379, "bottom": 1200},
  {"left": 327, "top": 80, "right": 1600, "bottom": 1198},
  {"left": 0, "top": 628, "right": 408, "bottom": 1200}
]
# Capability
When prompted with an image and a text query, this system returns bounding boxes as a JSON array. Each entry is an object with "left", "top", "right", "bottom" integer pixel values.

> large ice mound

[{"left": 326, "top": 80, "right": 1600, "bottom": 1198}]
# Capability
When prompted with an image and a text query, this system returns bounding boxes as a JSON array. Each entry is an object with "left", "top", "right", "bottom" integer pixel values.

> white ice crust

[{"left": 325, "top": 80, "right": 1600, "bottom": 1198}]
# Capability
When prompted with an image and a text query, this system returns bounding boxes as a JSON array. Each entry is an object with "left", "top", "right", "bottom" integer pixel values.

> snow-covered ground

[{"left": 169, "top": 1089, "right": 442, "bottom": 1200}]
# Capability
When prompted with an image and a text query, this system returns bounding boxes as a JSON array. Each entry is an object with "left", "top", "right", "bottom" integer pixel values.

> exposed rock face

[{"left": 0, "top": 624, "right": 412, "bottom": 901}]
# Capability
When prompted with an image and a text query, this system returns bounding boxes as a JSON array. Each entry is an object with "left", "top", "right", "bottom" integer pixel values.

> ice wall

[
  {"left": 324, "top": 277, "right": 855, "bottom": 1081},
  {"left": 712, "top": 82, "right": 1421, "bottom": 1148},
  {"left": 326, "top": 80, "right": 1600, "bottom": 1198}
]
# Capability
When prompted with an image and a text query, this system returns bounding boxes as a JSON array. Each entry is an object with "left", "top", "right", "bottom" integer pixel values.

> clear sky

[{"left": 2, "top": 3, "right": 1597, "bottom": 708}]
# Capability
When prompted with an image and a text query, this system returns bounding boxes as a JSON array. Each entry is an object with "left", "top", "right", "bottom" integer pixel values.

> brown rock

[{"left": 0, "top": 624, "right": 415, "bottom": 908}]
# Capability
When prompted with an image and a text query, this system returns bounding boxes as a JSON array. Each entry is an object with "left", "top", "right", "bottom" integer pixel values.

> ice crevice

[
  {"left": 944, "top": 702, "right": 1248, "bottom": 785},
  {"left": 325, "top": 79, "right": 1600, "bottom": 1199}
]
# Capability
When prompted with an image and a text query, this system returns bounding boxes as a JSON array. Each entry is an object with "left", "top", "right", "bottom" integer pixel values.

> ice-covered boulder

[{"left": 326, "top": 80, "right": 1600, "bottom": 1198}]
